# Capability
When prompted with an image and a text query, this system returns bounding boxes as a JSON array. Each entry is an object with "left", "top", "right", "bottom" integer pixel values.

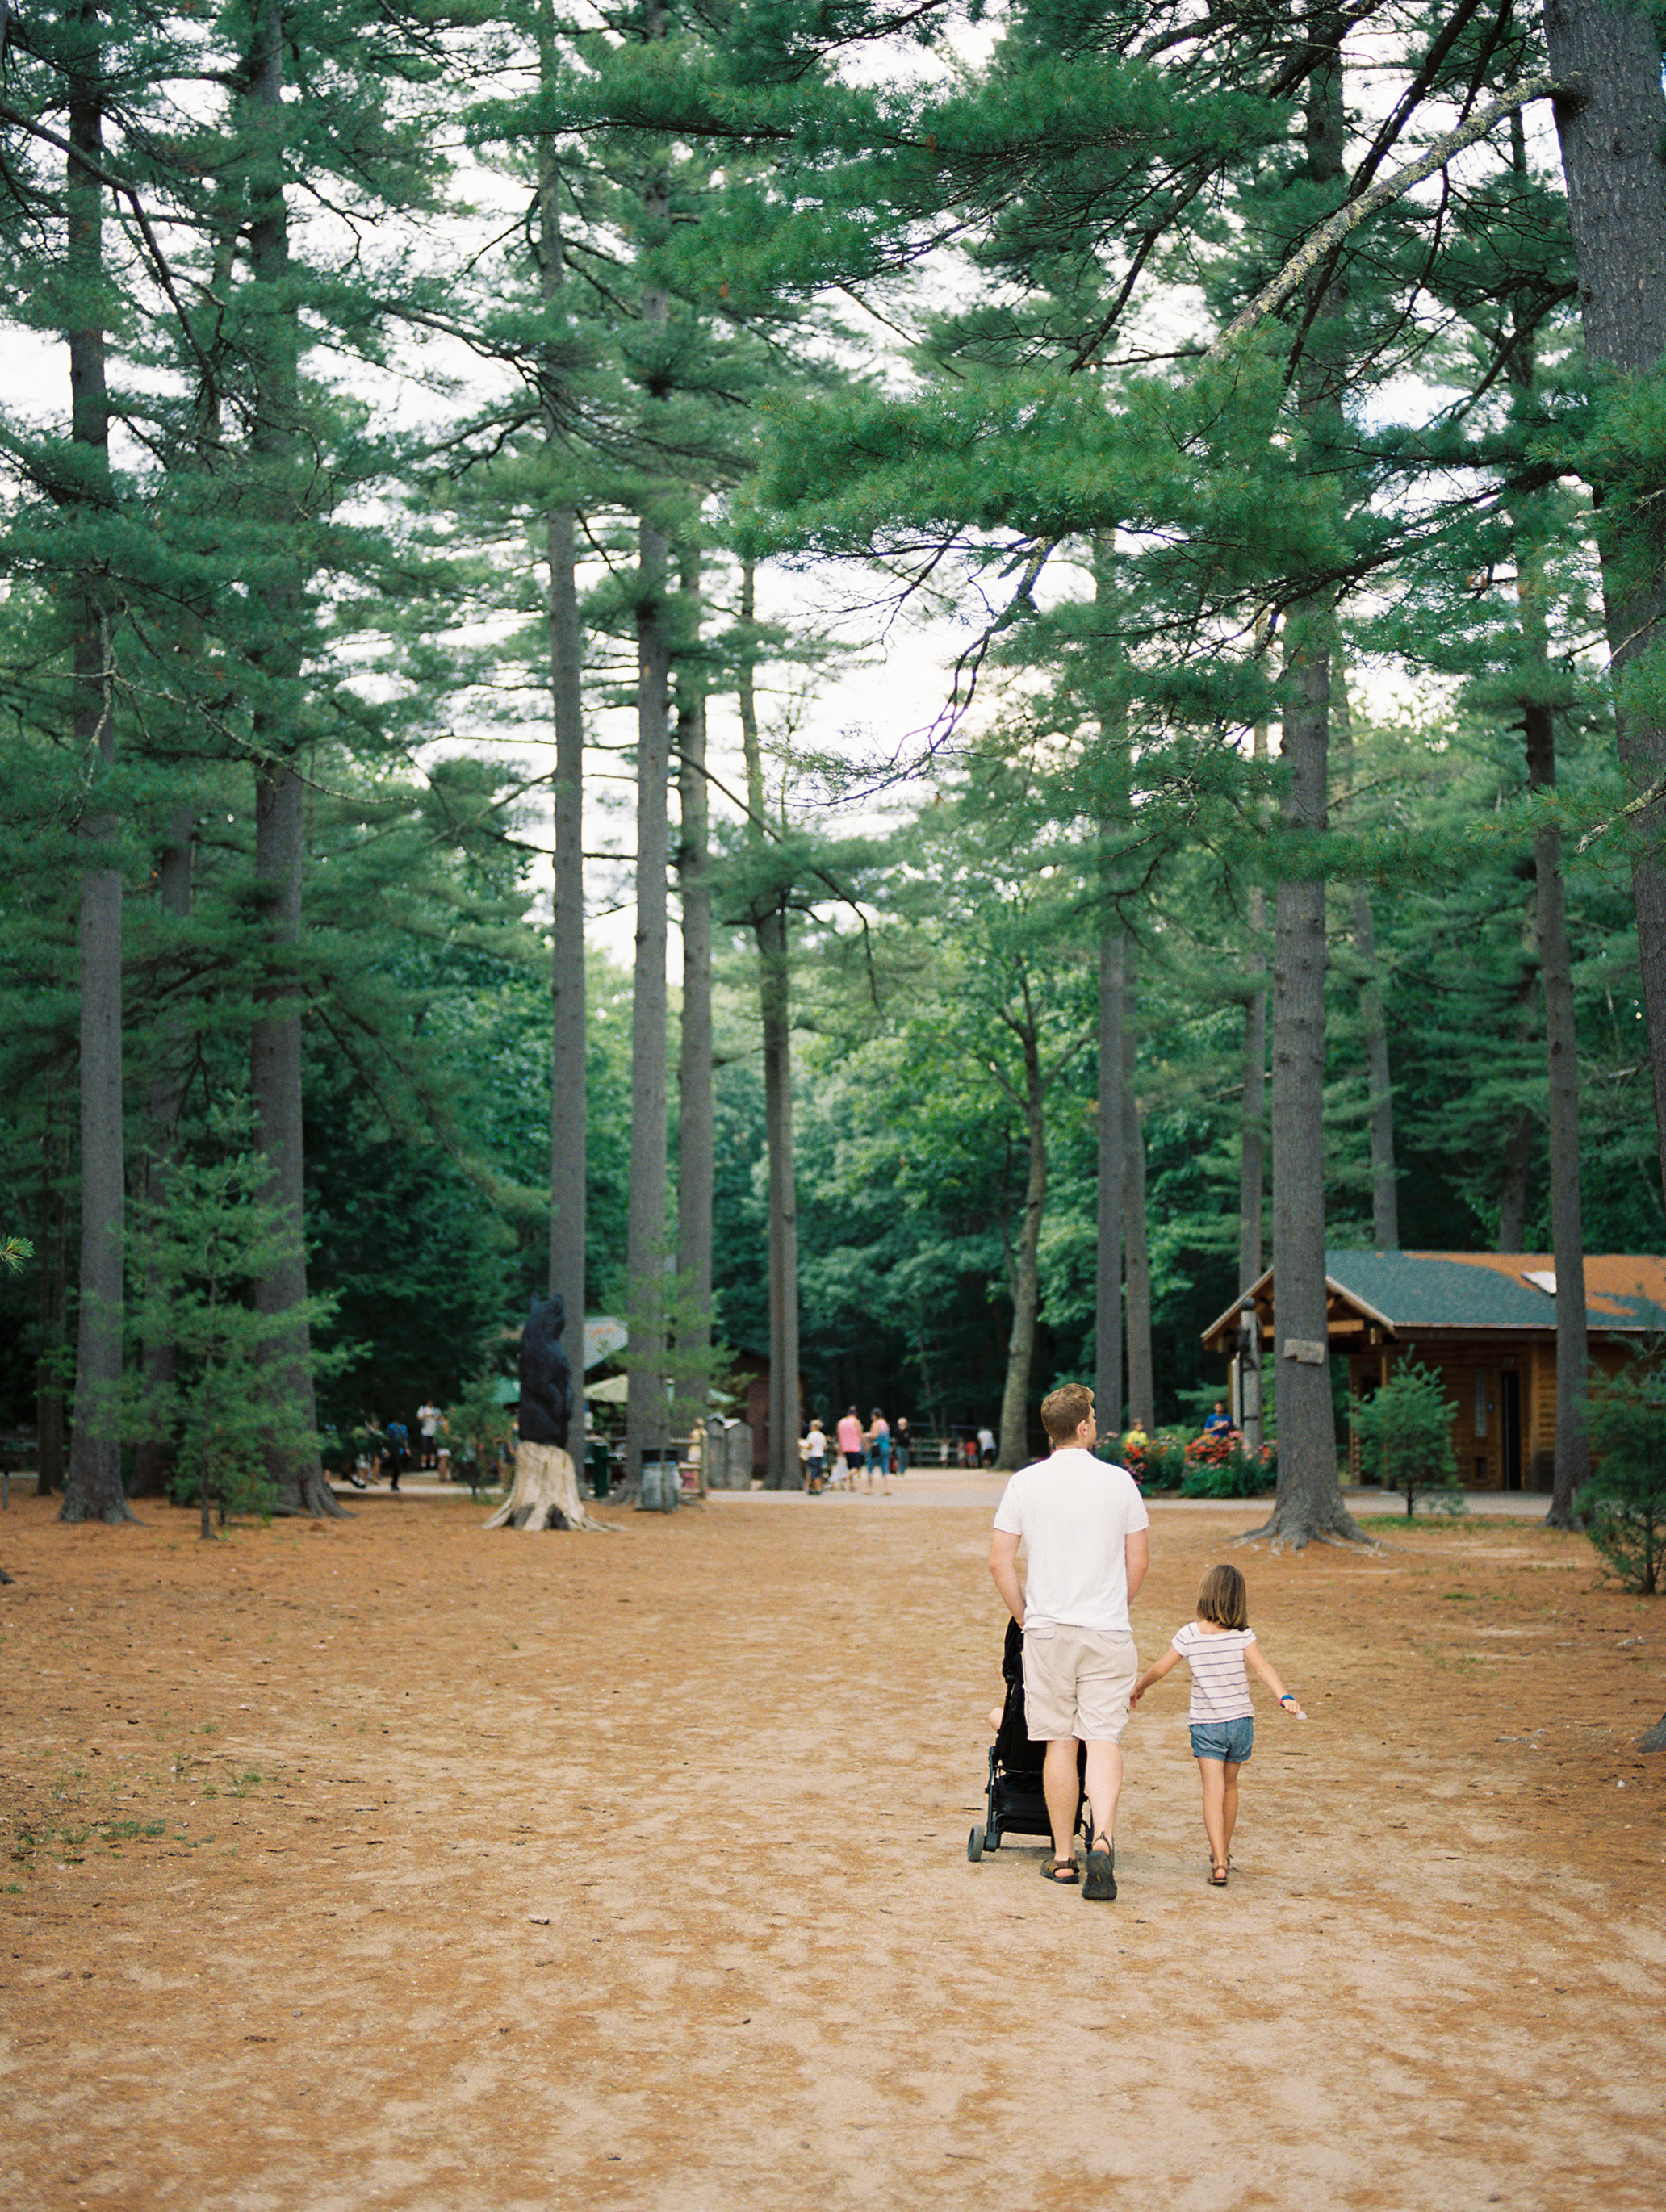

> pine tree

[
  {"left": 1539, "top": 0, "right": 1666, "bottom": 1209},
  {"left": 57, "top": 0, "right": 129, "bottom": 1524}
]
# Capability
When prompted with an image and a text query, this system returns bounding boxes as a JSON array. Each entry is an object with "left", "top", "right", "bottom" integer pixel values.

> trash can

[
  {"left": 638, "top": 1449, "right": 679, "bottom": 1512},
  {"left": 585, "top": 1437, "right": 612, "bottom": 1499}
]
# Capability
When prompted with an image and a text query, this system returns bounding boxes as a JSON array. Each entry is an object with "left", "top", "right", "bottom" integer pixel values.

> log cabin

[{"left": 1200, "top": 1252, "right": 1666, "bottom": 1493}]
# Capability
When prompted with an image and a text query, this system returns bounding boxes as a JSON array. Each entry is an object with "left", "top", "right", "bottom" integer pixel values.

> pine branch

[
  {"left": 1576, "top": 774, "right": 1666, "bottom": 855},
  {"left": 0, "top": 101, "right": 215, "bottom": 383},
  {"left": 1208, "top": 71, "right": 1559, "bottom": 359}
]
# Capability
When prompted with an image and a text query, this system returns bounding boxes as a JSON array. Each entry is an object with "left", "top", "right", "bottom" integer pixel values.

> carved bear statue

[{"left": 518, "top": 1294, "right": 575, "bottom": 1451}]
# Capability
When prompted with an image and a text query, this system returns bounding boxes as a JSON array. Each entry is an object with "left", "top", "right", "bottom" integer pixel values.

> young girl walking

[{"left": 1130, "top": 1562, "right": 1305, "bottom": 1887}]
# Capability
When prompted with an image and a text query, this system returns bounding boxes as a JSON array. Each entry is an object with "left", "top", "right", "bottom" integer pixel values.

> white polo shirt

[{"left": 993, "top": 1448, "right": 1149, "bottom": 1634}]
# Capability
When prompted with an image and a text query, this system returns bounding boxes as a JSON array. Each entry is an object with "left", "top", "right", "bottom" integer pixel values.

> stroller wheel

[
  {"left": 967, "top": 1826, "right": 983, "bottom": 1862},
  {"left": 985, "top": 1824, "right": 1000, "bottom": 1852}
]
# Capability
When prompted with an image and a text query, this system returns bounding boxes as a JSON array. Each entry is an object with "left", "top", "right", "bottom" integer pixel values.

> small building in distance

[{"left": 1201, "top": 1252, "right": 1666, "bottom": 1494}]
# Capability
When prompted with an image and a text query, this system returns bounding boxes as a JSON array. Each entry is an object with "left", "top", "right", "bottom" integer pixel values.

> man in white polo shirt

[{"left": 988, "top": 1382, "right": 1149, "bottom": 1901}]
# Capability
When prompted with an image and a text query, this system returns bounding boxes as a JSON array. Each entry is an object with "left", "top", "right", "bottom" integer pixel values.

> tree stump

[{"left": 483, "top": 1441, "right": 613, "bottom": 1533}]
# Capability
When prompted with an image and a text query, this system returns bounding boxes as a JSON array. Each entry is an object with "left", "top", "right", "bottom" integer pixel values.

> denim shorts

[{"left": 1190, "top": 1716, "right": 1254, "bottom": 1765}]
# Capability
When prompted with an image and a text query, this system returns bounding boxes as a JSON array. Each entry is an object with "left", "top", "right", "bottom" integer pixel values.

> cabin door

[{"left": 1501, "top": 1371, "right": 1522, "bottom": 1491}]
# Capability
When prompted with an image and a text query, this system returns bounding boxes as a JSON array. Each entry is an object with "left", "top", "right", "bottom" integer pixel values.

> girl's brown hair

[{"left": 1196, "top": 1563, "right": 1248, "bottom": 1630}]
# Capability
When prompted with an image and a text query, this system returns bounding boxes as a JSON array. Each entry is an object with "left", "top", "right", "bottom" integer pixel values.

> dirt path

[{"left": 2, "top": 1474, "right": 1662, "bottom": 2210}]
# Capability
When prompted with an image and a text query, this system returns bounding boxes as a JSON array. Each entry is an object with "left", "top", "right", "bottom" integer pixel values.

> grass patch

[{"left": 1358, "top": 1514, "right": 1483, "bottom": 1532}]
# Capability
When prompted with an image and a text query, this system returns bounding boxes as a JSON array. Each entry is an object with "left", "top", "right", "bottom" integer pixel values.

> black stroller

[{"left": 967, "top": 1618, "right": 1087, "bottom": 1861}]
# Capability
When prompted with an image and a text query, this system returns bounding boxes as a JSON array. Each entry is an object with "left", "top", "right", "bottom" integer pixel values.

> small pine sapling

[
  {"left": 128, "top": 1127, "right": 339, "bottom": 1537},
  {"left": 444, "top": 1369, "right": 515, "bottom": 1499},
  {"left": 1579, "top": 1353, "right": 1666, "bottom": 1596},
  {"left": 1349, "top": 1362, "right": 1465, "bottom": 1519}
]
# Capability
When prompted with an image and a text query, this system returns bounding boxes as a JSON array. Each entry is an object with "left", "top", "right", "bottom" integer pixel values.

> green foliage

[
  {"left": 128, "top": 1126, "right": 341, "bottom": 1523},
  {"left": 1113, "top": 1430, "right": 1187, "bottom": 1489},
  {"left": 1178, "top": 1455, "right": 1269, "bottom": 1501},
  {"left": 442, "top": 1369, "right": 515, "bottom": 1494},
  {"left": 3, "top": 0, "right": 1666, "bottom": 1491},
  {"left": 1349, "top": 1362, "right": 1465, "bottom": 1520},
  {"left": 1579, "top": 1357, "right": 1666, "bottom": 1595},
  {"left": 1178, "top": 1428, "right": 1275, "bottom": 1499}
]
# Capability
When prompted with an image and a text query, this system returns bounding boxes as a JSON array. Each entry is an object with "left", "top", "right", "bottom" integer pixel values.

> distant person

[
  {"left": 384, "top": 1417, "right": 410, "bottom": 1492},
  {"left": 864, "top": 1408, "right": 891, "bottom": 1495},
  {"left": 417, "top": 1399, "right": 442, "bottom": 1470},
  {"left": 1203, "top": 1401, "right": 1233, "bottom": 1439},
  {"left": 836, "top": 1407, "right": 864, "bottom": 1490},
  {"left": 893, "top": 1415, "right": 912, "bottom": 1476},
  {"left": 1131, "top": 1562, "right": 1306, "bottom": 1888},
  {"left": 977, "top": 1424, "right": 997, "bottom": 1468},
  {"left": 806, "top": 1419, "right": 828, "bottom": 1492},
  {"left": 1123, "top": 1419, "right": 1148, "bottom": 1459},
  {"left": 988, "top": 1383, "right": 1149, "bottom": 1901}
]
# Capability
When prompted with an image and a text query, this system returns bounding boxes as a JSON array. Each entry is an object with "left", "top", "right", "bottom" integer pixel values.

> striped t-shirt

[{"left": 1171, "top": 1621, "right": 1257, "bottom": 1723}]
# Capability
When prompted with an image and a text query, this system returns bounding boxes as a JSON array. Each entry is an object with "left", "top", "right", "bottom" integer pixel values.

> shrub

[
  {"left": 1349, "top": 1361, "right": 1464, "bottom": 1518},
  {"left": 127, "top": 1132, "right": 338, "bottom": 1528},
  {"left": 444, "top": 1369, "right": 515, "bottom": 1492},
  {"left": 1179, "top": 1431, "right": 1275, "bottom": 1499},
  {"left": 1110, "top": 1429, "right": 1189, "bottom": 1488},
  {"left": 1580, "top": 1361, "right": 1666, "bottom": 1595}
]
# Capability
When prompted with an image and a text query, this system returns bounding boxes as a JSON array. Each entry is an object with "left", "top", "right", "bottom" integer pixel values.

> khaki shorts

[{"left": 1022, "top": 1624, "right": 1137, "bottom": 1742}]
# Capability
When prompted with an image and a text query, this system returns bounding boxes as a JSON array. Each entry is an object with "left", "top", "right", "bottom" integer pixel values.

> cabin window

[{"left": 1474, "top": 1370, "right": 1488, "bottom": 1439}]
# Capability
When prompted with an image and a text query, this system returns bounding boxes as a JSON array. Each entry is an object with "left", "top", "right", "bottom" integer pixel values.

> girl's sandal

[
  {"left": 1208, "top": 1864, "right": 1229, "bottom": 1887},
  {"left": 1040, "top": 1857, "right": 1080, "bottom": 1884}
]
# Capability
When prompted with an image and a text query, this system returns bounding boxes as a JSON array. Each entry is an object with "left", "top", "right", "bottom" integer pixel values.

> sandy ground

[{"left": 2, "top": 1470, "right": 1663, "bottom": 2212}]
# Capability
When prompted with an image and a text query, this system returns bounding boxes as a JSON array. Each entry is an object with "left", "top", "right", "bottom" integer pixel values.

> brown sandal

[
  {"left": 1040, "top": 1857, "right": 1080, "bottom": 1884},
  {"left": 1208, "top": 1864, "right": 1229, "bottom": 1887}
]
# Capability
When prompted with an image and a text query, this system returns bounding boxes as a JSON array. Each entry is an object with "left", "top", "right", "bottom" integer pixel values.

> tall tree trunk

[
  {"left": 625, "top": 519, "right": 672, "bottom": 1490},
  {"left": 536, "top": 56, "right": 587, "bottom": 1346},
  {"left": 245, "top": 0, "right": 336, "bottom": 1517},
  {"left": 1246, "top": 6, "right": 1362, "bottom": 1547},
  {"left": 1237, "top": 690, "right": 1270, "bottom": 1453},
  {"left": 756, "top": 901, "right": 797, "bottom": 1487},
  {"left": 673, "top": 547, "right": 714, "bottom": 1447},
  {"left": 250, "top": 764, "right": 333, "bottom": 1514},
  {"left": 1496, "top": 925, "right": 1538, "bottom": 1253},
  {"left": 546, "top": 502, "right": 587, "bottom": 1333},
  {"left": 624, "top": 19, "right": 674, "bottom": 1493},
  {"left": 1095, "top": 930, "right": 1124, "bottom": 1435},
  {"left": 1255, "top": 604, "right": 1358, "bottom": 1543},
  {"left": 996, "top": 1018, "right": 1047, "bottom": 1472},
  {"left": 1238, "top": 843, "right": 1270, "bottom": 1457},
  {"left": 1334, "top": 670, "right": 1400, "bottom": 1247},
  {"left": 1122, "top": 955, "right": 1153, "bottom": 1432},
  {"left": 1351, "top": 887, "right": 1400, "bottom": 1248},
  {"left": 61, "top": 12, "right": 132, "bottom": 1527},
  {"left": 1240, "top": 667, "right": 1271, "bottom": 1294},
  {"left": 739, "top": 562, "right": 800, "bottom": 1488},
  {"left": 1239, "top": 903, "right": 1268, "bottom": 1292},
  {"left": 1091, "top": 538, "right": 1126, "bottom": 1437},
  {"left": 36, "top": 1089, "right": 70, "bottom": 1495},
  {"left": 1523, "top": 639, "right": 1591, "bottom": 1525},
  {"left": 1540, "top": 0, "right": 1666, "bottom": 1213},
  {"left": 1497, "top": 114, "right": 1546, "bottom": 1262},
  {"left": 130, "top": 811, "right": 195, "bottom": 1499}
]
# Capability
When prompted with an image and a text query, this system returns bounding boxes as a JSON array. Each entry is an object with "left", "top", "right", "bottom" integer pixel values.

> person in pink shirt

[{"left": 835, "top": 1407, "right": 864, "bottom": 1490}]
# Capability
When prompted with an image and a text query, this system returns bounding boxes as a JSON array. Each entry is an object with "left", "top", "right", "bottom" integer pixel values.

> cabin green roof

[{"left": 1202, "top": 1252, "right": 1666, "bottom": 1350}]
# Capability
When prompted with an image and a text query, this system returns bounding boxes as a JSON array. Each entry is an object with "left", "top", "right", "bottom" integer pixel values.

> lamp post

[{"left": 1235, "top": 1298, "right": 1263, "bottom": 1457}]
